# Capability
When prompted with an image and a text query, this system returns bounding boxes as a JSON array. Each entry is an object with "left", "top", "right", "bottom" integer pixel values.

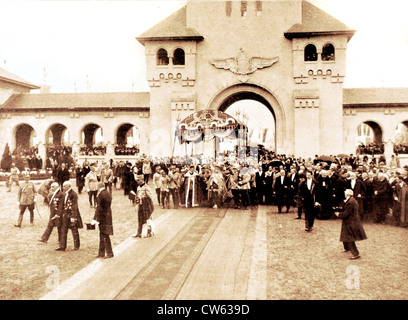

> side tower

[
  {"left": 284, "top": 1, "right": 355, "bottom": 157},
  {"left": 136, "top": 6, "right": 203, "bottom": 157}
]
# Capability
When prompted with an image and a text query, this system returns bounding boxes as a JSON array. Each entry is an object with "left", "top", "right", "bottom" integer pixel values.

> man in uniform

[
  {"left": 7, "top": 162, "right": 20, "bottom": 192},
  {"left": 14, "top": 173, "right": 37, "bottom": 228}
]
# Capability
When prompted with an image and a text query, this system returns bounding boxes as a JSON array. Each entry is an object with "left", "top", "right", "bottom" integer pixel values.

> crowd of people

[
  {"left": 79, "top": 146, "right": 107, "bottom": 156},
  {"left": 394, "top": 144, "right": 408, "bottom": 154},
  {"left": 114, "top": 145, "right": 140, "bottom": 156},
  {"left": 6, "top": 146, "right": 408, "bottom": 261},
  {"left": 356, "top": 143, "right": 385, "bottom": 155}
]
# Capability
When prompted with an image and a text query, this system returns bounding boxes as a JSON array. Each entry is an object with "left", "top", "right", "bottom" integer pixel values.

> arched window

[
  {"left": 156, "top": 48, "right": 169, "bottom": 66},
  {"left": 304, "top": 44, "right": 317, "bottom": 62},
  {"left": 173, "top": 48, "right": 185, "bottom": 66},
  {"left": 322, "top": 43, "right": 335, "bottom": 61}
]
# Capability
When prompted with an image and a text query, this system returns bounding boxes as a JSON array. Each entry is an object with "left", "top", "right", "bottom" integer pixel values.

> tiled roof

[
  {"left": 285, "top": 1, "right": 356, "bottom": 41},
  {"left": 1, "top": 92, "right": 150, "bottom": 110},
  {"left": 343, "top": 88, "right": 408, "bottom": 106},
  {"left": 0, "top": 67, "right": 40, "bottom": 89},
  {"left": 136, "top": 6, "right": 203, "bottom": 45}
]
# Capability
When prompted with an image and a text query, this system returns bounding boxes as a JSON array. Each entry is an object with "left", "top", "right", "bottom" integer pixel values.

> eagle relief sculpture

[{"left": 210, "top": 48, "right": 279, "bottom": 82}]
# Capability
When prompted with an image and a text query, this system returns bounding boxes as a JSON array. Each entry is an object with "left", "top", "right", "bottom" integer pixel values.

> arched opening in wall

[
  {"left": 81, "top": 124, "right": 105, "bottom": 156},
  {"left": 157, "top": 48, "right": 169, "bottom": 66},
  {"left": 173, "top": 48, "right": 185, "bottom": 66},
  {"left": 355, "top": 121, "right": 384, "bottom": 155},
  {"left": 115, "top": 123, "right": 140, "bottom": 156},
  {"left": 304, "top": 44, "right": 317, "bottom": 61},
  {"left": 45, "top": 123, "right": 71, "bottom": 167},
  {"left": 322, "top": 43, "right": 335, "bottom": 61},
  {"left": 393, "top": 121, "right": 408, "bottom": 154},
  {"left": 14, "top": 124, "right": 37, "bottom": 154},
  {"left": 219, "top": 94, "right": 276, "bottom": 161},
  {"left": 46, "top": 124, "right": 69, "bottom": 147}
]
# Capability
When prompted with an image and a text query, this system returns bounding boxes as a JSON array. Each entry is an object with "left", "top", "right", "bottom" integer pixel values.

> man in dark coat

[
  {"left": 346, "top": 172, "right": 366, "bottom": 221},
  {"left": 255, "top": 165, "right": 266, "bottom": 205},
  {"left": 335, "top": 189, "right": 367, "bottom": 259},
  {"left": 274, "top": 169, "right": 290, "bottom": 213},
  {"left": 75, "top": 164, "right": 85, "bottom": 194},
  {"left": 287, "top": 168, "right": 300, "bottom": 210},
  {"left": 39, "top": 182, "right": 64, "bottom": 244},
  {"left": 264, "top": 166, "right": 274, "bottom": 205},
  {"left": 56, "top": 181, "right": 83, "bottom": 251},
  {"left": 315, "top": 170, "right": 333, "bottom": 219},
  {"left": 92, "top": 182, "right": 114, "bottom": 259},
  {"left": 373, "top": 172, "right": 391, "bottom": 224},
  {"left": 298, "top": 171, "right": 317, "bottom": 232},
  {"left": 57, "top": 163, "right": 71, "bottom": 190},
  {"left": 361, "top": 172, "right": 374, "bottom": 221}
]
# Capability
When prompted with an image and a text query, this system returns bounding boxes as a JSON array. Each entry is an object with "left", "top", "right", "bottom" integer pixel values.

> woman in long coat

[{"left": 335, "top": 189, "right": 367, "bottom": 259}]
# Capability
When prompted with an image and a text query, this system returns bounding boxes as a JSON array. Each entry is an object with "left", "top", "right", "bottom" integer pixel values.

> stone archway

[
  {"left": 116, "top": 123, "right": 140, "bottom": 146},
  {"left": 82, "top": 123, "right": 103, "bottom": 148},
  {"left": 14, "top": 123, "right": 36, "bottom": 153},
  {"left": 356, "top": 121, "right": 384, "bottom": 154},
  {"left": 206, "top": 83, "right": 286, "bottom": 154},
  {"left": 46, "top": 123, "right": 69, "bottom": 147}
]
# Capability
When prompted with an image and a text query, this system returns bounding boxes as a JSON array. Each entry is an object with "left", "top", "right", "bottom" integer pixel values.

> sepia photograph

[{"left": 0, "top": 0, "right": 407, "bottom": 306}]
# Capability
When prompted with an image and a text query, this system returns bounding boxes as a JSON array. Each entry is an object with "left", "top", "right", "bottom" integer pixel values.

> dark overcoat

[
  {"left": 48, "top": 189, "right": 64, "bottom": 227},
  {"left": 63, "top": 188, "right": 83, "bottom": 229},
  {"left": 338, "top": 196, "right": 367, "bottom": 242},
  {"left": 94, "top": 189, "right": 113, "bottom": 235}
]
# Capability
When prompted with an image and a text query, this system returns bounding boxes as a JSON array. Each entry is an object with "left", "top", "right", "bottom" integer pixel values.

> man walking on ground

[
  {"left": 92, "top": 182, "right": 114, "bottom": 259},
  {"left": 14, "top": 173, "right": 37, "bottom": 228},
  {"left": 298, "top": 171, "right": 317, "bottom": 232},
  {"left": 39, "top": 182, "right": 64, "bottom": 244},
  {"left": 335, "top": 189, "right": 367, "bottom": 259},
  {"left": 56, "top": 181, "right": 83, "bottom": 251}
]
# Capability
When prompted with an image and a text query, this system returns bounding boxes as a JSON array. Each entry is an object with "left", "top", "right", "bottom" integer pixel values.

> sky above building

[{"left": 0, "top": 0, "right": 407, "bottom": 93}]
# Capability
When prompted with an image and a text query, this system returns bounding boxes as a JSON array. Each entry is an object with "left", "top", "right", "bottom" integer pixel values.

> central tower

[{"left": 137, "top": 1, "right": 355, "bottom": 158}]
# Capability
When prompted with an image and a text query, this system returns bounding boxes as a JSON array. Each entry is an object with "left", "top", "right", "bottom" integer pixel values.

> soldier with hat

[{"left": 14, "top": 173, "right": 37, "bottom": 228}]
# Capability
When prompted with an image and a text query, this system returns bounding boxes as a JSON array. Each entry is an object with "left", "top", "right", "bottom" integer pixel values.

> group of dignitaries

[
  {"left": 9, "top": 154, "right": 408, "bottom": 261},
  {"left": 138, "top": 159, "right": 408, "bottom": 229},
  {"left": 13, "top": 172, "right": 115, "bottom": 259}
]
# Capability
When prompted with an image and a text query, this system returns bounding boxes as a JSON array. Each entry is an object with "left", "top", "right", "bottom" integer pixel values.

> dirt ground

[
  {"left": 0, "top": 179, "right": 407, "bottom": 300},
  {"left": 266, "top": 212, "right": 408, "bottom": 300}
]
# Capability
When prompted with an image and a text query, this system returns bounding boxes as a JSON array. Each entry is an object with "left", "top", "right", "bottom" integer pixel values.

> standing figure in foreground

[
  {"left": 92, "top": 182, "right": 114, "bottom": 258},
  {"left": 39, "top": 182, "right": 64, "bottom": 244},
  {"left": 7, "top": 162, "right": 20, "bottom": 192},
  {"left": 85, "top": 165, "right": 99, "bottom": 208},
  {"left": 298, "top": 171, "right": 317, "bottom": 232},
  {"left": 184, "top": 165, "right": 199, "bottom": 208},
  {"left": 56, "top": 181, "right": 83, "bottom": 251},
  {"left": 14, "top": 173, "right": 37, "bottom": 228},
  {"left": 132, "top": 175, "right": 155, "bottom": 238},
  {"left": 335, "top": 189, "right": 367, "bottom": 260}
]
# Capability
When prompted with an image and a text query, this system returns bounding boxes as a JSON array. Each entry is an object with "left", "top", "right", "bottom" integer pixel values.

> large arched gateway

[
  {"left": 207, "top": 84, "right": 285, "bottom": 154},
  {"left": 1, "top": 1, "right": 408, "bottom": 167}
]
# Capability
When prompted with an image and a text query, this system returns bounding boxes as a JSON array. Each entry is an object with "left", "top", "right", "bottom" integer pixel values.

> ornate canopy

[{"left": 177, "top": 109, "right": 247, "bottom": 143}]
